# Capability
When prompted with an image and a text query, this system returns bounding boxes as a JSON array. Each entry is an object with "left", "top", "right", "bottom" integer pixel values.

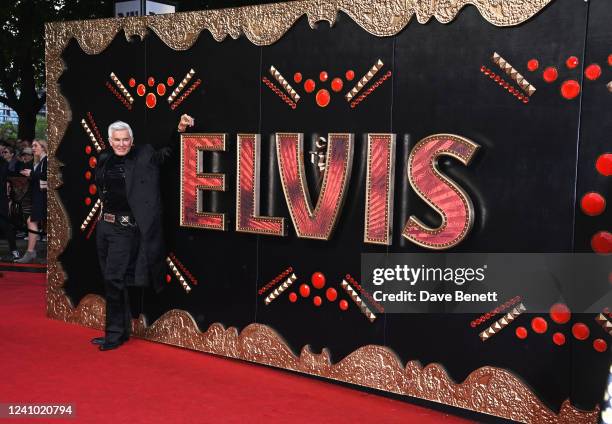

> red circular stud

[
  {"left": 549, "top": 303, "right": 571, "bottom": 324},
  {"left": 339, "top": 299, "right": 349, "bottom": 311},
  {"left": 128, "top": 78, "right": 136, "bottom": 87},
  {"left": 345, "top": 70, "right": 355, "bottom": 81},
  {"left": 147, "top": 76, "right": 155, "bottom": 87},
  {"left": 609, "top": 54, "right": 612, "bottom": 67},
  {"left": 293, "top": 72, "right": 302, "bottom": 84},
  {"left": 543, "top": 67, "right": 558, "bottom": 83},
  {"left": 319, "top": 71, "right": 328, "bottom": 82},
  {"left": 145, "top": 93, "right": 157, "bottom": 109},
  {"left": 552, "top": 332, "right": 566, "bottom": 346},
  {"left": 580, "top": 192, "right": 606, "bottom": 216},
  {"left": 299, "top": 284, "right": 311, "bottom": 298},
  {"left": 85, "top": 170, "right": 92, "bottom": 180},
  {"left": 515, "top": 326, "right": 528, "bottom": 339},
  {"left": 85, "top": 145, "right": 92, "bottom": 155},
  {"left": 593, "top": 338, "right": 608, "bottom": 352},
  {"left": 311, "top": 272, "right": 326, "bottom": 289},
  {"left": 89, "top": 184, "right": 97, "bottom": 195},
  {"left": 313, "top": 296, "right": 322, "bottom": 307},
  {"left": 326, "top": 287, "right": 337, "bottom": 302},
  {"left": 585, "top": 64, "right": 602, "bottom": 81},
  {"left": 137, "top": 84, "right": 146, "bottom": 97},
  {"left": 572, "top": 322, "right": 590, "bottom": 340},
  {"left": 531, "top": 317, "right": 548, "bottom": 334},
  {"left": 167, "top": 77, "right": 175, "bottom": 86},
  {"left": 331, "top": 77, "right": 343, "bottom": 92},
  {"left": 591, "top": 231, "right": 612, "bottom": 254},
  {"left": 89, "top": 157, "right": 97, "bottom": 168},
  {"left": 165, "top": 274, "right": 171, "bottom": 283},
  {"left": 560, "top": 80, "right": 581, "bottom": 99},
  {"left": 566, "top": 56, "right": 579, "bottom": 69},
  {"left": 527, "top": 59, "right": 539, "bottom": 72},
  {"left": 288, "top": 292, "right": 298, "bottom": 303},
  {"left": 304, "top": 79, "right": 316, "bottom": 93},
  {"left": 596, "top": 153, "right": 612, "bottom": 176},
  {"left": 157, "top": 83, "right": 166, "bottom": 96},
  {"left": 315, "top": 89, "right": 331, "bottom": 107},
  {"left": 84, "top": 197, "right": 92, "bottom": 206}
]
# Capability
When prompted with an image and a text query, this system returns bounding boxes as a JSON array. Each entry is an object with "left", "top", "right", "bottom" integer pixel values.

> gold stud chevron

[
  {"left": 340, "top": 280, "right": 376, "bottom": 322},
  {"left": 109, "top": 72, "right": 134, "bottom": 104},
  {"left": 269, "top": 66, "right": 300, "bottom": 102},
  {"left": 80, "top": 198, "right": 102, "bottom": 231},
  {"left": 345, "top": 59, "right": 384, "bottom": 102},
  {"left": 166, "top": 257, "right": 192, "bottom": 293},
  {"left": 168, "top": 69, "right": 195, "bottom": 104},
  {"left": 479, "top": 303, "right": 526, "bottom": 341},
  {"left": 595, "top": 313, "right": 612, "bottom": 336},
  {"left": 80, "top": 119, "right": 103, "bottom": 153},
  {"left": 264, "top": 273, "right": 297, "bottom": 305},
  {"left": 491, "top": 52, "right": 536, "bottom": 97}
]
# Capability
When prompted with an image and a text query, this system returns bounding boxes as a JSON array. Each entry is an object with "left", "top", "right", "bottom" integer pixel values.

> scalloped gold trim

[{"left": 46, "top": 1, "right": 593, "bottom": 422}]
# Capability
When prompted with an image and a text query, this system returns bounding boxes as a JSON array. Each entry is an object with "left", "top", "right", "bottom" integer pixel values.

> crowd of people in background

[{"left": 0, "top": 138, "right": 47, "bottom": 263}]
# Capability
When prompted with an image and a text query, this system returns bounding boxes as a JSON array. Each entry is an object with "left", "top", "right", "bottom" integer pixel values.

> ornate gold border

[{"left": 46, "top": 1, "right": 600, "bottom": 422}]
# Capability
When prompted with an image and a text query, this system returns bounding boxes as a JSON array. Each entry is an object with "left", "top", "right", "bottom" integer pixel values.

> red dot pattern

[
  {"left": 326, "top": 287, "right": 337, "bottom": 302},
  {"left": 84, "top": 197, "right": 92, "bottom": 206},
  {"left": 593, "top": 338, "right": 608, "bottom": 352},
  {"left": 531, "top": 317, "right": 548, "bottom": 334},
  {"left": 288, "top": 292, "right": 297, "bottom": 303},
  {"left": 566, "top": 56, "right": 579, "bottom": 69},
  {"left": 299, "top": 284, "right": 311, "bottom": 298},
  {"left": 527, "top": 59, "right": 539, "bottom": 72},
  {"left": 293, "top": 72, "right": 302, "bottom": 84},
  {"left": 345, "top": 70, "right": 355, "bottom": 81},
  {"left": 88, "top": 184, "right": 97, "bottom": 195},
  {"left": 552, "top": 332, "right": 566, "bottom": 346},
  {"left": 560, "top": 80, "right": 581, "bottom": 99},
  {"left": 591, "top": 231, "right": 612, "bottom": 254},
  {"left": 137, "top": 84, "right": 146, "bottom": 96},
  {"left": 331, "top": 78, "right": 343, "bottom": 92},
  {"left": 128, "top": 78, "right": 136, "bottom": 87},
  {"left": 89, "top": 157, "right": 97, "bottom": 168},
  {"left": 543, "top": 67, "right": 558, "bottom": 83},
  {"left": 304, "top": 79, "right": 316, "bottom": 93},
  {"left": 313, "top": 296, "right": 322, "bottom": 306},
  {"left": 580, "top": 192, "right": 606, "bottom": 216},
  {"left": 572, "top": 323, "right": 590, "bottom": 340},
  {"left": 145, "top": 93, "right": 157, "bottom": 109},
  {"left": 516, "top": 326, "right": 528, "bottom": 339},
  {"left": 549, "top": 303, "right": 571, "bottom": 324},
  {"left": 167, "top": 77, "right": 175, "bottom": 86},
  {"left": 585, "top": 64, "right": 602, "bottom": 81},
  {"left": 316, "top": 89, "right": 331, "bottom": 107},
  {"left": 311, "top": 272, "right": 326, "bottom": 289},
  {"left": 157, "top": 83, "right": 166, "bottom": 96},
  {"left": 84, "top": 171, "right": 92, "bottom": 180},
  {"left": 339, "top": 299, "right": 349, "bottom": 311},
  {"left": 319, "top": 71, "right": 328, "bottom": 82},
  {"left": 147, "top": 77, "right": 155, "bottom": 87},
  {"left": 596, "top": 153, "right": 612, "bottom": 176},
  {"left": 85, "top": 145, "right": 92, "bottom": 155}
]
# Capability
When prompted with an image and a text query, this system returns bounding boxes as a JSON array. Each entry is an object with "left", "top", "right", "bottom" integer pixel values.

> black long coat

[{"left": 95, "top": 135, "right": 177, "bottom": 293}]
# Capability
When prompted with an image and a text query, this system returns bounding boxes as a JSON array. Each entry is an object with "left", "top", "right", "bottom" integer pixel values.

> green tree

[{"left": 0, "top": 0, "right": 111, "bottom": 140}]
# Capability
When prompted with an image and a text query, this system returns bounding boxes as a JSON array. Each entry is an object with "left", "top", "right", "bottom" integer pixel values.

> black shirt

[{"left": 102, "top": 154, "right": 131, "bottom": 213}]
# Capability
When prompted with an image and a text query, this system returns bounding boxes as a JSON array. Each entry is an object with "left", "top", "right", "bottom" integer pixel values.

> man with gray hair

[{"left": 92, "top": 114, "right": 194, "bottom": 351}]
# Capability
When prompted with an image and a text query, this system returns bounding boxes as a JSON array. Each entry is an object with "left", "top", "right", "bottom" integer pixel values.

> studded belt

[{"left": 102, "top": 212, "right": 136, "bottom": 227}]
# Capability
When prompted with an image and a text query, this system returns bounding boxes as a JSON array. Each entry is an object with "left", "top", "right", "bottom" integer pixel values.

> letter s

[{"left": 402, "top": 134, "right": 479, "bottom": 250}]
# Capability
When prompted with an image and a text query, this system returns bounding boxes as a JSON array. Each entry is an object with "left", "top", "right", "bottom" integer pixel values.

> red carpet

[{"left": 0, "top": 275, "right": 475, "bottom": 423}]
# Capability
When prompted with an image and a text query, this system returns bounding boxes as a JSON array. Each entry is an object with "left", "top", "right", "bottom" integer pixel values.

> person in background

[
  {"left": 16, "top": 140, "right": 47, "bottom": 263},
  {"left": 0, "top": 146, "right": 19, "bottom": 261},
  {"left": 2, "top": 146, "right": 23, "bottom": 175}
]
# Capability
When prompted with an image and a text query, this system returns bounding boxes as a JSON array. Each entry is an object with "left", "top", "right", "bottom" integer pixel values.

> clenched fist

[{"left": 178, "top": 114, "right": 195, "bottom": 132}]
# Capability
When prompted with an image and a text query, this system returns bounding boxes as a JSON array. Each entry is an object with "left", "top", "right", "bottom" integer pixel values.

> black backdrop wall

[{"left": 51, "top": 0, "right": 611, "bottom": 418}]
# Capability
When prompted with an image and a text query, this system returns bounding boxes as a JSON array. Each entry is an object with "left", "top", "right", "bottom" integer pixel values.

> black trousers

[
  {"left": 96, "top": 219, "right": 139, "bottom": 343},
  {"left": 0, "top": 207, "right": 16, "bottom": 252}
]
